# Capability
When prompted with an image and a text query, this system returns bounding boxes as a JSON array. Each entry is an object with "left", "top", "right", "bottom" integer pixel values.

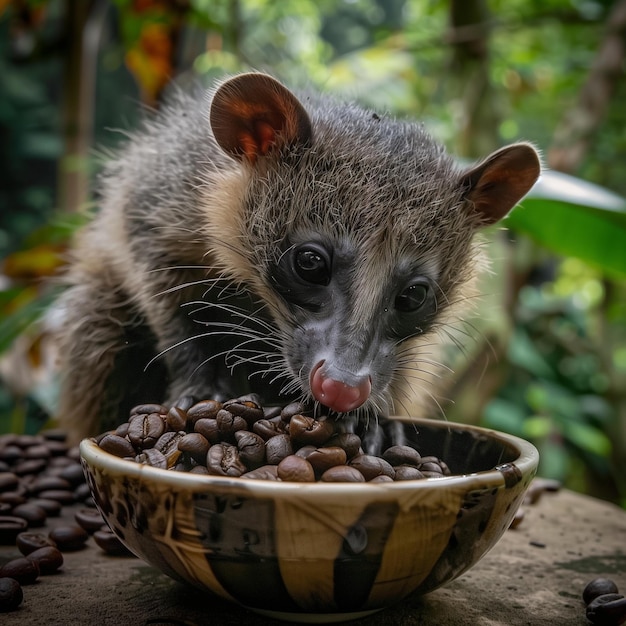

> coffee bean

[
  {"left": 280, "top": 401, "right": 306, "bottom": 422},
  {"left": 136, "top": 448, "right": 168, "bottom": 469},
  {"left": 393, "top": 465, "right": 424, "bottom": 481},
  {"left": 307, "top": 447, "right": 347, "bottom": 475},
  {"left": 383, "top": 445, "right": 421, "bottom": 466},
  {"left": 93, "top": 528, "right": 133, "bottom": 556},
  {"left": 130, "top": 403, "right": 167, "bottom": 416},
  {"left": 28, "top": 498, "right": 62, "bottom": 517},
  {"left": 320, "top": 465, "right": 365, "bottom": 483},
  {"left": 115, "top": 422, "right": 130, "bottom": 438},
  {"left": 26, "top": 546, "right": 64, "bottom": 574},
  {"left": 13, "top": 458, "right": 47, "bottom": 476},
  {"left": 67, "top": 446, "right": 82, "bottom": 462},
  {"left": 28, "top": 475, "right": 72, "bottom": 494},
  {"left": 369, "top": 474, "right": 394, "bottom": 483},
  {"left": 584, "top": 579, "right": 621, "bottom": 605},
  {"left": 241, "top": 465, "right": 279, "bottom": 480},
  {"left": 22, "top": 444, "right": 51, "bottom": 460},
  {"left": 193, "top": 418, "right": 220, "bottom": 444},
  {"left": 0, "top": 516, "right": 28, "bottom": 544},
  {"left": 223, "top": 397, "right": 264, "bottom": 426},
  {"left": 262, "top": 406, "right": 282, "bottom": 420},
  {"left": 186, "top": 399, "right": 222, "bottom": 423},
  {"left": 58, "top": 463, "right": 86, "bottom": 486},
  {"left": 128, "top": 412, "right": 166, "bottom": 450},
  {"left": 294, "top": 445, "right": 317, "bottom": 459},
  {"left": 207, "top": 444, "right": 246, "bottom": 477},
  {"left": 99, "top": 434, "right": 135, "bottom": 458},
  {"left": 178, "top": 433, "right": 210, "bottom": 465},
  {"left": 0, "top": 472, "right": 19, "bottom": 492},
  {"left": 288, "top": 414, "right": 335, "bottom": 446},
  {"left": 48, "top": 455, "right": 74, "bottom": 469},
  {"left": 41, "top": 428, "right": 67, "bottom": 442},
  {"left": 0, "top": 578, "right": 24, "bottom": 613},
  {"left": 349, "top": 454, "right": 395, "bottom": 481},
  {"left": 11, "top": 503, "right": 47, "bottom": 527},
  {"left": 36, "top": 489, "right": 75, "bottom": 505},
  {"left": 0, "top": 492, "right": 26, "bottom": 506},
  {"left": 252, "top": 418, "right": 284, "bottom": 441},
  {"left": 0, "top": 557, "right": 39, "bottom": 585},
  {"left": 234, "top": 431, "right": 265, "bottom": 468},
  {"left": 49, "top": 525, "right": 89, "bottom": 551},
  {"left": 324, "top": 433, "right": 362, "bottom": 460},
  {"left": 166, "top": 406, "right": 188, "bottom": 432},
  {"left": 216, "top": 409, "right": 248, "bottom": 440},
  {"left": 153, "top": 432, "right": 184, "bottom": 467},
  {"left": 74, "top": 484, "right": 93, "bottom": 503},
  {"left": 74, "top": 508, "right": 105, "bottom": 533},
  {"left": 15, "top": 434, "right": 45, "bottom": 448},
  {"left": 0, "top": 433, "right": 18, "bottom": 446},
  {"left": 265, "top": 434, "right": 293, "bottom": 465},
  {"left": 586, "top": 593, "right": 626, "bottom": 625},
  {"left": 0, "top": 577, "right": 23, "bottom": 612},
  {"left": 419, "top": 461, "right": 443, "bottom": 474},
  {"left": 277, "top": 455, "right": 315, "bottom": 482},
  {"left": 0, "top": 445, "right": 22, "bottom": 463},
  {"left": 16, "top": 531, "right": 57, "bottom": 555},
  {"left": 439, "top": 460, "right": 451, "bottom": 476},
  {"left": 44, "top": 440, "right": 69, "bottom": 457}
]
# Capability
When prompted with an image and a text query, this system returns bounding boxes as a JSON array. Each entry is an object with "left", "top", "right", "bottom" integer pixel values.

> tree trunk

[
  {"left": 59, "top": 0, "right": 108, "bottom": 214},
  {"left": 447, "top": 0, "right": 499, "bottom": 158},
  {"left": 548, "top": 0, "right": 626, "bottom": 175}
]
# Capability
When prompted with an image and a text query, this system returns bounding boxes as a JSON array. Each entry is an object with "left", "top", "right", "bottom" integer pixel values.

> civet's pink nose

[{"left": 310, "top": 361, "right": 372, "bottom": 413}]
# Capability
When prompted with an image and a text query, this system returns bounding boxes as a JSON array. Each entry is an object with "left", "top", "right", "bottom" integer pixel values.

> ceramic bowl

[{"left": 80, "top": 418, "right": 538, "bottom": 623}]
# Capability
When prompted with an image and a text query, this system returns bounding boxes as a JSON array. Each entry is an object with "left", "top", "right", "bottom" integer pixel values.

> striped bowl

[{"left": 80, "top": 418, "right": 538, "bottom": 623}]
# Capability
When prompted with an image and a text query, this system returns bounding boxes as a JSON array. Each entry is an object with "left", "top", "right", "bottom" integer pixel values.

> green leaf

[
  {"left": 505, "top": 171, "right": 626, "bottom": 279},
  {"left": 507, "top": 328, "right": 554, "bottom": 378},
  {"left": 482, "top": 397, "right": 526, "bottom": 436},
  {"left": 523, "top": 415, "right": 552, "bottom": 439},
  {"left": 562, "top": 420, "right": 612, "bottom": 457},
  {"left": 525, "top": 381, "right": 582, "bottom": 421},
  {"left": 536, "top": 438, "right": 570, "bottom": 480},
  {"left": 0, "top": 287, "right": 60, "bottom": 355}
]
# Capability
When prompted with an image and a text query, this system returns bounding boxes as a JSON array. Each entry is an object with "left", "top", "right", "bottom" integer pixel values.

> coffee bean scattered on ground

[
  {"left": 582, "top": 578, "right": 626, "bottom": 625},
  {"left": 94, "top": 395, "right": 452, "bottom": 482},
  {"left": 0, "top": 430, "right": 133, "bottom": 613}
]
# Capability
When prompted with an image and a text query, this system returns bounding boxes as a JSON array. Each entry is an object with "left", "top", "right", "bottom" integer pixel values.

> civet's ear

[
  {"left": 210, "top": 73, "right": 312, "bottom": 164},
  {"left": 460, "top": 143, "right": 541, "bottom": 226}
]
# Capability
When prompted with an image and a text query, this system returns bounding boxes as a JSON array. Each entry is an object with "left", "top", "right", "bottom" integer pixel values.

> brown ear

[
  {"left": 461, "top": 143, "right": 541, "bottom": 225},
  {"left": 209, "top": 73, "right": 312, "bottom": 164}
]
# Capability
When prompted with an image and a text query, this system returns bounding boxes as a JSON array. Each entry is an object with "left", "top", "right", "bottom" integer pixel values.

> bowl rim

[{"left": 80, "top": 417, "right": 539, "bottom": 496}]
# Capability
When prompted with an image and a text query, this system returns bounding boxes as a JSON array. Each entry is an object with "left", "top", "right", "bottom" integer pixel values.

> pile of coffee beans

[
  {"left": 95, "top": 396, "right": 452, "bottom": 482},
  {"left": 583, "top": 578, "right": 626, "bottom": 625},
  {"left": 0, "top": 431, "right": 132, "bottom": 613}
]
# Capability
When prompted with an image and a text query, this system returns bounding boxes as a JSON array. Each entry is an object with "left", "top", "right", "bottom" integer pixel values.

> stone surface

[{"left": 0, "top": 487, "right": 624, "bottom": 625}]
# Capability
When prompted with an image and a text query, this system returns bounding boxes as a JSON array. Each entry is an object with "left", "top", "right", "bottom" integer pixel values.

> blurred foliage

[{"left": 0, "top": 0, "right": 625, "bottom": 504}]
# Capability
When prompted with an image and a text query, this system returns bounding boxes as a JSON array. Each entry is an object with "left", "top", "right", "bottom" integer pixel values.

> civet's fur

[{"left": 56, "top": 73, "right": 540, "bottom": 444}]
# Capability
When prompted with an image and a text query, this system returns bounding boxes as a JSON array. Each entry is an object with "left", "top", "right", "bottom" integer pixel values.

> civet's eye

[
  {"left": 294, "top": 244, "right": 331, "bottom": 286},
  {"left": 395, "top": 281, "right": 429, "bottom": 312}
]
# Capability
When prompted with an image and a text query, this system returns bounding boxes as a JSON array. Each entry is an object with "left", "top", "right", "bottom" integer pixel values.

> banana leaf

[{"left": 505, "top": 170, "right": 626, "bottom": 279}]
